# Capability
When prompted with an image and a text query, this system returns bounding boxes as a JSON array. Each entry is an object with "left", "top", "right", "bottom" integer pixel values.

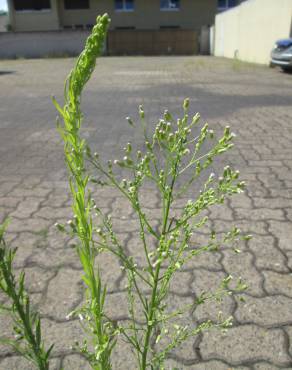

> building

[
  {"left": 4, "top": 0, "right": 242, "bottom": 56},
  {"left": 7, "top": 0, "right": 222, "bottom": 32}
]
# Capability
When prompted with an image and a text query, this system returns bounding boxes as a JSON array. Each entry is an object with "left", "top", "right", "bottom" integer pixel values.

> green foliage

[
  {"left": 0, "top": 220, "right": 53, "bottom": 370},
  {"left": 0, "top": 13, "right": 250, "bottom": 370}
]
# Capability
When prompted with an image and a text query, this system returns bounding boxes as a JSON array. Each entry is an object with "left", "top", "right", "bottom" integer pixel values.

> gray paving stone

[
  {"left": 62, "top": 354, "right": 91, "bottom": 370},
  {"left": 40, "top": 269, "right": 83, "bottom": 320},
  {"left": 253, "top": 197, "right": 292, "bottom": 209},
  {"left": 9, "top": 197, "right": 41, "bottom": 219},
  {"left": 200, "top": 325, "right": 291, "bottom": 366},
  {"left": 229, "top": 193, "right": 253, "bottom": 209},
  {"left": 0, "top": 357, "right": 61, "bottom": 370},
  {"left": 247, "top": 236, "right": 289, "bottom": 272},
  {"left": 268, "top": 221, "right": 292, "bottom": 251},
  {"left": 221, "top": 251, "right": 264, "bottom": 296},
  {"left": 263, "top": 270, "right": 292, "bottom": 298},
  {"left": 235, "top": 294, "right": 292, "bottom": 326},
  {"left": 234, "top": 208, "right": 285, "bottom": 221}
]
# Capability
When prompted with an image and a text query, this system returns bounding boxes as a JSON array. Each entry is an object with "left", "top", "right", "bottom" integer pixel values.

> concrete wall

[
  {"left": 0, "top": 30, "right": 90, "bottom": 58},
  {"left": 9, "top": 0, "right": 217, "bottom": 32},
  {"left": 0, "top": 14, "right": 8, "bottom": 32},
  {"left": 214, "top": 0, "right": 292, "bottom": 65}
]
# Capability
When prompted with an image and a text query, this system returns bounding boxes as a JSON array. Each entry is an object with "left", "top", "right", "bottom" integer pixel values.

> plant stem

[{"left": 141, "top": 147, "right": 180, "bottom": 369}]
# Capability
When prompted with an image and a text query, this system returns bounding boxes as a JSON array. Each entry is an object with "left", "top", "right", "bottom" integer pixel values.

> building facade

[
  {"left": 8, "top": 0, "right": 221, "bottom": 32},
  {"left": 4, "top": 0, "right": 242, "bottom": 57}
]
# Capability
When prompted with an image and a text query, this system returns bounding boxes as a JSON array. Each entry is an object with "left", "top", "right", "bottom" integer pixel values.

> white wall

[{"left": 214, "top": 0, "right": 292, "bottom": 64}]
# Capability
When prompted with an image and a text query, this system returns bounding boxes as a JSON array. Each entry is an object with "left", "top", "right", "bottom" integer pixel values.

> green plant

[
  {"left": 0, "top": 221, "right": 53, "bottom": 370},
  {"left": 0, "top": 13, "right": 250, "bottom": 370}
]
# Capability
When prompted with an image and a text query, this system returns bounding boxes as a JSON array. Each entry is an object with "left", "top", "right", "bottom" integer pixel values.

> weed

[{"left": 0, "top": 13, "right": 250, "bottom": 370}]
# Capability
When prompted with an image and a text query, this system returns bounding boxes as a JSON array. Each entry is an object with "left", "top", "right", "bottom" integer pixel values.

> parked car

[{"left": 271, "top": 38, "right": 292, "bottom": 71}]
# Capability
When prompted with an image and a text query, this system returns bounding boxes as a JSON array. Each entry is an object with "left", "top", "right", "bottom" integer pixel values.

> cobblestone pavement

[{"left": 0, "top": 56, "right": 292, "bottom": 369}]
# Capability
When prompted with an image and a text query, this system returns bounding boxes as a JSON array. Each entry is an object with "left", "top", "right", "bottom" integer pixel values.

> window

[
  {"left": 160, "top": 0, "right": 180, "bottom": 11},
  {"left": 115, "top": 0, "right": 134, "bottom": 12},
  {"left": 13, "top": 0, "right": 51, "bottom": 11},
  {"left": 218, "top": 0, "right": 237, "bottom": 10},
  {"left": 64, "top": 0, "right": 89, "bottom": 10}
]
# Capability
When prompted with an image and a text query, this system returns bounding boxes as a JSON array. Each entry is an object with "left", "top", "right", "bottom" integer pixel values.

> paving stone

[
  {"left": 9, "top": 231, "right": 42, "bottom": 268},
  {"left": 286, "top": 208, "right": 292, "bottom": 222},
  {"left": 111, "top": 217, "right": 140, "bottom": 233},
  {"left": 111, "top": 339, "right": 136, "bottom": 370},
  {"left": 270, "top": 188, "right": 292, "bottom": 199},
  {"left": 253, "top": 197, "right": 292, "bottom": 209},
  {"left": 272, "top": 168, "right": 292, "bottom": 181},
  {"left": 234, "top": 208, "right": 284, "bottom": 221},
  {"left": 95, "top": 251, "right": 123, "bottom": 292},
  {"left": 9, "top": 197, "right": 41, "bottom": 219},
  {"left": 0, "top": 182, "right": 20, "bottom": 196},
  {"left": 34, "top": 206, "right": 72, "bottom": 220},
  {"left": 208, "top": 204, "right": 234, "bottom": 221},
  {"left": 0, "top": 196, "right": 22, "bottom": 208},
  {"left": 268, "top": 221, "right": 292, "bottom": 251},
  {"left": 105, "top": 291, "right": 131, "bottom": 320},
  {"left": 221, "top": 251, "right": 264, "bottom": 296},
  {"left": 200, "top": 325, "right": 291, "bottom": 366},
  {"left": 40, "top": 269, "right": 83, "bottom": 320},
  {"left": 28, "top": 244, "right": 81, "bottom": 269},
  {"left": 263, "top": 271, "right": 292, "bottom": 298},
  {"left": 168, "top": 270, "right": 193, "bottom": 296},
  {"left": 139, "top": 190, "right": 159, "bottom": 208},
  {"left": 164, "top": 359, "right": 249, "bottom": 369},
  {"left": 7, "top": 217, "right": 52, "bottom": 233},
  {"left": 111, "top": 197, "right": 134, "bottom": 218},
  {"left": 124, "top": 232, "right": 152, "bottom": 267},
  {"left": 235, "top": 294, "right": 292, "bottom": 326},
  {"left": 62, "top": 354, "right": 91, "bottom": 370},
  {"left": 286, "top": 251, "right": 292, "bottom": 271},
  {"left": 42, "top": 318, "right": 83, "bottom": 356},
  {"left": 212, "top": 220, "right": 267, "bottom": 235},
  {"left": 183, "top": 249, "right": 222, "bottom": 271},
  {"left": 0, "top": 357, "right": 61, "bottom": 370},
  {"left": 257, "top": 173, "right": 282, "bottom": 188},
  {"left": 229, "top": 193, "right": 253, "bottom": 209},
  {"left": 248, "top": 160, "right": 283, "bottom": 167},
  {"left": 285, "top": 326, "right": 292, "bottom": 358},
  {"left": 253, "top": 362, "right": 291, "bottom": 370},
  {"left": 42, "top": 194, "right": 68, "bottom": 208},
  {"left": 8, "top": 187, "right": 51, "bottom": 198},
  {"left": 191, "top": 269, "right": 234, "bottom": 322},
  {"left": 24, "top": 266, "right": 56, "bottom": 293},
  {"left": 247, "top": 236, "right": 288, "bottom": 272}
]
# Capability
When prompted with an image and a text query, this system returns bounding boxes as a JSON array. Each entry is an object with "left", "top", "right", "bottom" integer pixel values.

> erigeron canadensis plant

[{"left": 0, "top": 13, "right": 250, "bottom": 370}]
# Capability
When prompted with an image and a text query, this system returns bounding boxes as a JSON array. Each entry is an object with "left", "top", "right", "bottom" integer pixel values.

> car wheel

[{"left": 281, "top": 66, "right": 292, "bottom": 73}]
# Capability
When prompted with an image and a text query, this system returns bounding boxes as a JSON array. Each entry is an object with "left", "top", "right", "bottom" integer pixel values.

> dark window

[
  {"left": 160, "top": 25, "right": 180, "bottom": 29},
  {"left": 218, "top": 0, "right": 237, "bottom": 9},
  {"left": 115, "top": 0, "right": 134, "bottom": 11},
  {"left": 64, "top": 0, "right": 89, "bottom": 10},
  {"left": 14, "top": 0, "right": 51, "bottom": 11},
  {"left": 160, "top": 0, "right": 180, "bottom": 10}
]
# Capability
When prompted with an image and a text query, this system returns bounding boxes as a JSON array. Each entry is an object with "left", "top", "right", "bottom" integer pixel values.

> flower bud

[{"left": 183, "top": 98, "right": 190, "bottom": 110}]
